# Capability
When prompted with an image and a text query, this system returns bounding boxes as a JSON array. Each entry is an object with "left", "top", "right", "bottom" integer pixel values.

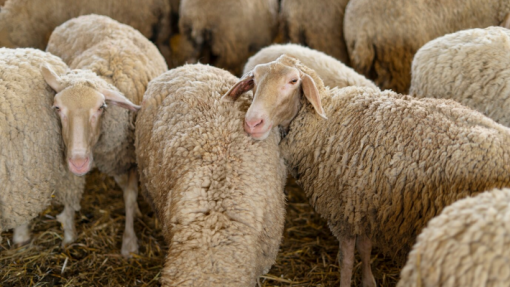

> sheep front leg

[
  {"left": 356, "top": 234, "right": 376, "bottom": 287},
  {"left": 338, "top": 235, "right": 356, "bottom": 287},
  {"left": 115, "top": 169, "right": 139, "bottom": 258},
  {"left": 13, "top": 222, "right": 31, "bottom": 246},
  {"left": 56, "top": 205, "right": 76, "bottom": 246}
]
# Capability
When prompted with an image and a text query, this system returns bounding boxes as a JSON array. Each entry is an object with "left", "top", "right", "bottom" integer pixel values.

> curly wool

[
  {"left": 398, "top": 187, "right": 510, "bottom": 287},
  {"left": 411, "top": 27, "right": 510, "bottom": 127},
  {"left": 280, "top": 0, "right": 351, "bottom": 65},
  {"left": 243, "top": 44, "right": 377, "bottom": 90},
  {"left": 178, "top": 0, "right": 278, "bottom": 75},
  {"left": 136, "top": 64, "right": 287, "bottom": 286},
  {"left": 0, "top": 0, "right": 171, "bottom": 62},
  {"left": 0, "top": 48, "right": 84, "bottom": 233},
  {"left": 47, "top": 14, "right": 168, "bottom": 177},
  {"left": 344, "top": 0, "right": 510, "bottom": 93},
  {"left": 281, "top": 74, "right": 510, "bottom": 263}
]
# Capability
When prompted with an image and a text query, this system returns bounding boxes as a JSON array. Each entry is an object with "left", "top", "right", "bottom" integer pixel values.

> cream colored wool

[
  {"left": 0, "top": 0, "right": 171, "bottom": 63},
  {"left": 135, "top": 64, "right": 287, "bottom": 286},
  {"left": 344, "top": 0, "right": 510, "bottom": 93},
  {"left": 243, "top": 43, "right": 377, "bottom": 90},
  {"left": 398, "top": 187, "right": 510, "bottom": 287},
  {"left": 47, "top": 14, "right": 167, "bottom": 177},
  {"left": 280, "top": 0, "right": 351, "bottom": 65},
  {"left": 0, "top": 48, "right": 84, "bottom": 237},
  {"left": 280, "top": 69, "right": 510, "bottom": 264},
  {"left": 178, "top": 0, "right": 278, "bottom": 75},
  {"left": 411, "top": 27, "right": 510, "bottom": 128}
]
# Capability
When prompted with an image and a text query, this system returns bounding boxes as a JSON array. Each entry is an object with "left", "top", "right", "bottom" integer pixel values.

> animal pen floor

[{"left": 0, "top": 170, "right": 400, "bottom": 286}]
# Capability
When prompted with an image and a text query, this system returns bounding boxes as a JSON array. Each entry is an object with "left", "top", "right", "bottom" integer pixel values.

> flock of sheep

[{"left": 1, "top": 0, "right": 510, "bottom": 286}]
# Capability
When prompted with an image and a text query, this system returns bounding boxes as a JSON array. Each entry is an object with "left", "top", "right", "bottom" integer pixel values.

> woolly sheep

[
  {"left": 0, "top": 0, "right": 172, "bottom": 63},
  {"left": 410, "top": 27, "right": 510, "bottom": 129},
  {"left": 178, "top": 0, "right": 279, "bottom": 75},
  {"left": 398, "top": 187, "right": 510, "bottom": 287},
  {"left": 223, "top": 55, "right": 510, "bottom": 287},
  {"left": 0, "top": 48, "right": 84, "bottom": 246},
  {"left": 280, "top": 0, "right": 351, "bottom": 64},
  {"left": 243, "top": 43, "right": 377, "bottom": 90},
  {"left": 135, "top": 64, "right": 287, "bottom": 286},
  {"left": 43, "top": 14, "right": 168, "bottom": 257},
  {"left": 344, "top": 0, "right": 510, "bottom": 93}
]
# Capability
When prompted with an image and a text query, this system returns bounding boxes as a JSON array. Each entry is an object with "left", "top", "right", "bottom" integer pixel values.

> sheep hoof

[
  {"left": 13, "top": 223, "right": 31, "bottom": 247},
  {"left": 121, "top": 232, "right": 139, "bottom": 258}
]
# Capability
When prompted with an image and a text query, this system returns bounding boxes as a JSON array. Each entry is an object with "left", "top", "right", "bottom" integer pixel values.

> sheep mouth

[{"left": 68, "top": 158, "right": 91, "bottom": 176}]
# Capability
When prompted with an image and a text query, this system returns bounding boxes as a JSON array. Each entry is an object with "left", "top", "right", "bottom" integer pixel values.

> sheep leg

[
  {"left": 56, "top": 205, "right": 76, "bottom": 246},
  {"left": 13, "top": 222, "right": 31, "bottom": 246},
  {"left": 338, "top": 235, "right": 356, "bottom": 287},
  {"left": 356, "top": 235, "right": 376, "bottom": 287},
  {"left": 115, "top": 173, "right": 142, "bottom": 217},
  {"left": 115, "top": 169, "right": 139, "bottom": 258}
]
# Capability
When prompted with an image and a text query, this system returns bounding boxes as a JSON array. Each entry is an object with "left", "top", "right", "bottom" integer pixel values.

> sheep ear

[
  {"left": 221, "top": 71, "right": 254, "bottom": 102},
  {"left": 41, "top": 64, "right": 64, "bottom": 93},
  {"left": 502, "top": 13, "right": 510, "bottom": 29},
  {"left": 101, "top": 89, "right": 141, "bottom": 112},
  {"left": 301, "top": 74, "right": 327, "bottom": 119}
]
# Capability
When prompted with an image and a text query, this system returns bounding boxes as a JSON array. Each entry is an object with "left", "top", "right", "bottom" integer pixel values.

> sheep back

[
  {"left": 411, "top": 27, "right": 510, "bottom": 127},
  {"left": 398, "top": 187, "right": 510, "bottom": 287},
  {"left": 136, "top": 64, "right": 287, "bottom": 286},
  {"left": 0, "top": 48, "right": 84, "bottom": 231}
]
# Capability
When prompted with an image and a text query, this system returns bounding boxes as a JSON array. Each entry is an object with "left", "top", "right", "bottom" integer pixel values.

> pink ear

[
  {"left": 502, "top": 13, "right": 510, "bottom": 29},
  {"left": 41, "top": 64, "right": 65, "bottom": 92},
  {"left": 101, "top": 89, "right": 141, "bottom": 112},
  {"left": 221, "top": 71, "right": 254, "bottom": 102},
  {"left": 301, "top": 74, "right": 327, "bottom": 119}
]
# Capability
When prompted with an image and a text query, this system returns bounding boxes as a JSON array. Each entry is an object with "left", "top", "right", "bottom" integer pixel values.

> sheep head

[
  {"left": 41, "top": 64, "right": 140, "bottom": 176},
  {"left": 222, "top": 54, "right": 326, "bottom": 140}
]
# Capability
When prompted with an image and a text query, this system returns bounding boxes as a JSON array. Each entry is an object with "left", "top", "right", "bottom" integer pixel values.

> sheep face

[
  {"left": 42, "top": 65, "right": 140, "bottom": 176},
  {"left": 222, "top": 54, "right": 326, "bottom": 140}
]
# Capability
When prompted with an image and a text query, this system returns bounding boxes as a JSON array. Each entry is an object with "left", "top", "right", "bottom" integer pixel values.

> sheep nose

[{"left": 245, "top": 118, "right": 263, "bottom": 130}]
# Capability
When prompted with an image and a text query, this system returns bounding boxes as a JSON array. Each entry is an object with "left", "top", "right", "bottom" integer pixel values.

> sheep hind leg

[
  {"left": 115, "top": 169, "right": 139, "bottom": 258},
  {"left": 13, "top": 222, "right": 31, "bottom": 246},
  {"left": 56, "top": 205, "right": 76, "bottom": 246},
  {"left": 356, "top": 235, "right": 376, "bottom": 287},
  {"left": 338, "top": 235, "right": 356, "bottom": 287}
]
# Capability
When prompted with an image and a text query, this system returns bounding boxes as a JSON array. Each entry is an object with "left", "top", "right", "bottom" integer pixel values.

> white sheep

[
  {"left": 410, "top": 26, "right": 510, "bottom": 129},
  {"left": 43, "top": 14, "right": 168, "bottom": 257},
  {"left": 135, "top": 63, "right": 287, "bottom": 286},
  {"left": 280, "top": 0, "right": 351, "bottom": 65},
  {"left": 0, "top": 0, "right": 172, "bottom": 63},
  {"left": 178, "top": 0, "right": 278, "bottom": 75},
  {"left": 223, "top": 55, "right": 510, "bottom": 287},
  {"left": 243, "top": 43, "right": 378, "bottom": 90},
  {"left": 344, "top": 0, "right": 510, "bottom": 93},
  {"left": 398, "top": 187, "right": 510, "bottom": 287},
  {"left": 0, "top": 48, "right": 84, "bottom": 246}
]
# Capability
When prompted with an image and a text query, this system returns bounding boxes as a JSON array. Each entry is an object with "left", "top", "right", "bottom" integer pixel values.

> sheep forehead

[
  {"left": 56, "top": 86, "right": 105, "bottom": 110},
  {"left": 256, "top": 62, "right": 299, "bottom": 84}
]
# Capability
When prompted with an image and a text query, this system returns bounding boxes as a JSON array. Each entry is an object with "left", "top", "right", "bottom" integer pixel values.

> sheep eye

[
  {"left": 98, "top": 103, "right": 107, "bottom": 111},
  {"left": 290, "top": 79, "right": 298, "bottom": 84},
  {"left": 53, "top": 106, "right": 60, "bottom": 111}
]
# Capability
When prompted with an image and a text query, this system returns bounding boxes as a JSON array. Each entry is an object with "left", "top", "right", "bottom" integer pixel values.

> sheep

[
  {"left": 243, "top": 43, "right": 378, "bottom": 90},
  {"left": 223, "top": 54, "right": 510, "bottom": 287},
  {"left": 43, "top": 14, "right": 168, "bottom": 257},
  {"left": 0, "top": 47, "right": 85, "bottom": 246},
  {"left": 344, "top": 0, "right": 510, "bottom": 93},
  {"left": 398, "top": 187, "right": 510, "bottom": 287},
  {"left": 410, "top": 27, "right": 510, "bottom": 130},
  {"left": 178, "top": 0, "right": 279, "bottom": 75},
  {"left": 135, "top": 63, "right": 287, "bottom": 286},
  {"left": 0, "top": 0, "right": 172, "bottom": 64},
  {"left": 280, "top": 0, "right": 351, "bottom": 65}
]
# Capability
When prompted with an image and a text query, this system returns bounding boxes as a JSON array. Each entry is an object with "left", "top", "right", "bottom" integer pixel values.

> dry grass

[{"left": 1, "top": 171, "right": 400, "bottom": 286}]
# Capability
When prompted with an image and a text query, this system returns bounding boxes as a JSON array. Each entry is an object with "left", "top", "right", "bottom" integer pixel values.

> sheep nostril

[{"left": 246, "top": 119, "right": 263, "bottom": 129}]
